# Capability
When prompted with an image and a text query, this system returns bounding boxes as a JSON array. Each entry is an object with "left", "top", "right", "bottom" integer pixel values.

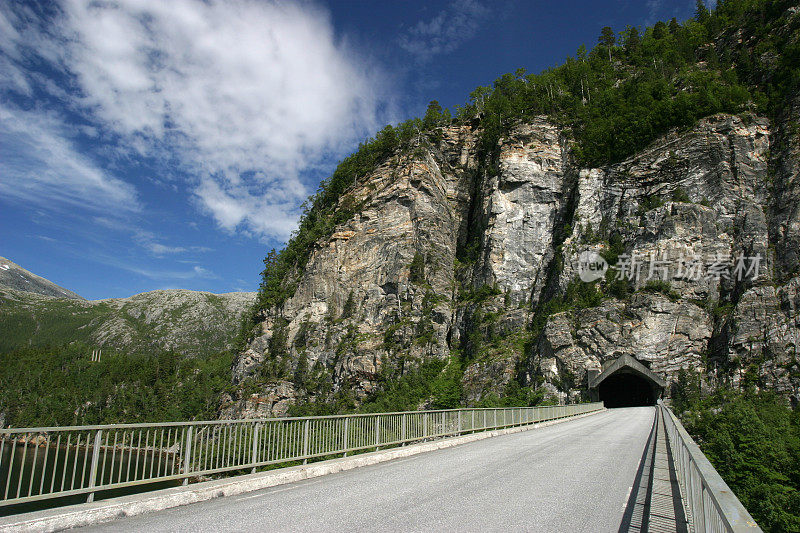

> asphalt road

[{"left": 80, "top": 407, "right": 656, "bottom": 533}]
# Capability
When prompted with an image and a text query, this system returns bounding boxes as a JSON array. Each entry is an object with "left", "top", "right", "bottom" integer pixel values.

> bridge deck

[{"left": 78, "top": 407, "right": 657, "bottom": 532}]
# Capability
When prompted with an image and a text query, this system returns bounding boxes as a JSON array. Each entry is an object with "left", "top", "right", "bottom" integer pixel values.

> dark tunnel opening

[{"left": 597, "top": 372, "right": 659, "bottom": 408}]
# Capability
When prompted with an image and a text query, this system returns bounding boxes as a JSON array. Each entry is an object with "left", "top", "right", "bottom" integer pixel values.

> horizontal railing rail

[
  {"left": 659, "top": 402, "right": 762, "bottom": 533},
  {"left": 0, "top": 403, "right": 603, "bottom": 507}
]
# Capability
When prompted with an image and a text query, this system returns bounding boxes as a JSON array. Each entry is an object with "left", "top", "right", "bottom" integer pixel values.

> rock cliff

[
  {"left": 224, "top": 107, "right": 800, "bottom": 417},
  {"left": 224, "top": 3, "right": 800, "bottom": 416}
]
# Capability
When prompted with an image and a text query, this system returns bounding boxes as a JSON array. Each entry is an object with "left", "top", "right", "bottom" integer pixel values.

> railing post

[
  {"left": 251, "top": 423, "right": 260, "bottom": 474},
  {"left": 374, "top": 416, "right": 380, "bottom": 451},
  {"left": 457, "top": 410, "right": 462, "bottom": 435},
  {"left": 302, "top": 419, "right": 310, "bottom": 464},
  {"left": 343, "top": 418, "right": 349, "bottom": 457},
  {"left": 182, "top": 425, "right": 193, "bottom": 486},
  {"left": 86, "top": 429, "right": 102, "bottom": 503},
  {"left": 424, "top": 412, "right": 428, "bottom": 439},
  {"left": 401, "top": 413, "right": 407, "bottom": 443}
]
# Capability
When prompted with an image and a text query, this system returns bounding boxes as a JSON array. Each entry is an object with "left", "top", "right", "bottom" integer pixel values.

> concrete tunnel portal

[{"left": 588, "top": 355, "right": 666, "bottom": 408}]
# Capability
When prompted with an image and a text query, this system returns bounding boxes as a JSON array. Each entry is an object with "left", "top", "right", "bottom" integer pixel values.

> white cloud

[
  {"left": 122, "top": 263, "right": 217, "bottom": 281},
  {"left": 0, "top": 104, "right": 140, "bottom": 214},
  {"left": 398, "top": 0, "right": 488, "bottom": 63},
  {"left": 194, "top": 177, "right": 298, "bottom": 239},
  {"left": 87, "top": 218, "right": 212, "bottom": 257},
  {"left": 1, "top": 0, "right": 390, "bottom": 241},
  {"left": 91, "top": 251, "right": 218, "bottom": 282},
  {"left": 139, "top": 239, "right": 212, "bottom": 256},
  {"left": 145, "top": 243, "right": 188, "bottom": 255}
]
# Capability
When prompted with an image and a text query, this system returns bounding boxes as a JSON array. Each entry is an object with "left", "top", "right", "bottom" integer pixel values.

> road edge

[{"left": 0, "top": 409, "right": 606, "bottom": 532}]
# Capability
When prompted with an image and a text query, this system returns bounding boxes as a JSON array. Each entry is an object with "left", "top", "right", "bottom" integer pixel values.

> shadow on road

[{"left": 618, "top": 407, "right": 657, "bottom": 533}]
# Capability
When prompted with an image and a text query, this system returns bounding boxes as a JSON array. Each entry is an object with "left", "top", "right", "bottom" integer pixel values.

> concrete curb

[{"left": 0, "top": 409, "right": 605, "bottom": 532}]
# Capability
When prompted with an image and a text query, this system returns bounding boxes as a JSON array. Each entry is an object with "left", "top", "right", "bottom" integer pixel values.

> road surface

[{"left": 80, "top": 407, "right": 656, "bottom": 533}]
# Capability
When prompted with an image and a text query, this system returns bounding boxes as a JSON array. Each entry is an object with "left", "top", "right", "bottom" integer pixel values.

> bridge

[{"left": 0, "top": 403, "right": 761, "bottom": 532}]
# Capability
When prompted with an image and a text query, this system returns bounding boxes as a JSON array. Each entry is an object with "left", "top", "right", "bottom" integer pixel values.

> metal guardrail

[
  {"left": 659, "top": 402, "right": 762, "bottom": 533},
  {"left": 0, "top": 403, "right": 602, "bottom": 507}
]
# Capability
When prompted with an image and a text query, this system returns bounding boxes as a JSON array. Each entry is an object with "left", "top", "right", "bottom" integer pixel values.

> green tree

[
  {"left": 422, "top": 100, "right": 445, "bottom": 130},
  {"left": 293, "top": 350, "right": 308, "bottom": 387},
  {"left": 695, "top": 0, "right": 711, "bottom": 25},
  {"left": 681, "top": 390, "right": 800, "bottom": 532},
  {"left": 599, "top": 26, "right": 616, "bottom": 61},
  {"left": 625, "top": 26, "right": 641, "bottom": 56},
  {"left": 652, "top": 21, "right": 667, "bottom": 40},
  {"left": 409, "top": 252, "right": 425, "bottom": 285}
]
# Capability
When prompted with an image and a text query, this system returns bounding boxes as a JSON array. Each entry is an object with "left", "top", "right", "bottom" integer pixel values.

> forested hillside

[
  {"left": 0, "top": 265, "right": 254, "bottom": 427},
  {"left": 0, "top": 287, "right": 255, "bottom": 357},
  {"left": 0, "top": 344, "right": 232, "bottom": 427}
]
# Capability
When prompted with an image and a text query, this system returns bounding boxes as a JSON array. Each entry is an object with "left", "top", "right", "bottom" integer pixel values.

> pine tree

[
  {"left": 652, "top": 21, "right": 667, "bottom": 40},
  {"left": 422, "top": 100, "right": 444, "bottom": 130},
  {"left": 625, "top": 26, "right": 641, "bottom": 56},
  {"left": 695, "top": 0, "right": 710, "bottom": 25},
  {"left": 599, "top": 26, "right": 616, "bottom": 62}
]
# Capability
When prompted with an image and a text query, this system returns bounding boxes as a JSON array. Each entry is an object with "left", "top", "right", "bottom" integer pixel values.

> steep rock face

[
  {"left": 474, "top": 119, "right": 571, "bottom": 307},
  {"left": 543, "top": 113, "right": 799, "bottom": 402},
  {"left": 769, "top": 93, "right": 800, "bottom": 278},
  {"left": 560, "top": 113, "right": 770, "bottom": 297},
  {"left": 723, "top": 280, "right": 800, "bottom": 397},
  {"left": 219, "top": 381, "right": 297, "bottom": 420},
  {"left": 228, "top": 124, "right": 482, "bottom": 415},
  {"left": 231, "top": 112, "right": 800, "bottom": 414},
  {"left": 539, "top": 295, "right": 714, "bottom": 402}
]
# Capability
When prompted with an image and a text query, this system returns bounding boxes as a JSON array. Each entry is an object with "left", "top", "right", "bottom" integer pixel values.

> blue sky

[{"left": 0, "top": 0, "right": 697, "bottom": 299}]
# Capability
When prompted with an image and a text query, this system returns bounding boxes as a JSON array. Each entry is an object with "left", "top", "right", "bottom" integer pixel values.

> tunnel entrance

[
  {"left": 597, "top": 372, "right": 657, "bottom": 407},
  {"left": 588, "top": 354, "right": 666, "bottom": 408}
]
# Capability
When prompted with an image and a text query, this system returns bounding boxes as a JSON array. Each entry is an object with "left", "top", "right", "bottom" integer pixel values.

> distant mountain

[
  {"left": 0, "top": 258, "right": 256, "bottom": 357},
  {"left": 0, "top": 256, "right": 84, "bottom": 300}
]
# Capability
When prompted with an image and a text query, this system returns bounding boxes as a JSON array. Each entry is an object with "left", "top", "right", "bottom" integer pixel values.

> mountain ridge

[
  {"left": 0, "top": 256, "right": 84, "bottom": 300},
  {"left": 0, "top": 258, "right": 256, "bottom": 358}
]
